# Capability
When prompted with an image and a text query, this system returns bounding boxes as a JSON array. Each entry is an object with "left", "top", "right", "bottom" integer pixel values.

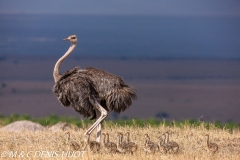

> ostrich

[
  {"left": 65, "top": 132, "right": 80, "bottom": 151},
  {"left": 143, "top": 134, "right": 159, "bottom": 154},
  {"left": 125, "top": 132, "right": 138, "bottom": 154},
  {"left": 157, "top": 134, "right": 167, "bottom": 154},
  {"left": 205, "top": 134, "right": 218, "bottom": 154},
  {"left": 117, "top": 132, "right": 138, "bottom": 154},
  {"left": 116, "top": 132, "right": 128, "bottom": 153},
  {"left": 85, "top": 134, "right": 101, "bottom": 153},
  {"left": 52, "top": 35, "right": 137, "bottom": 150},
  {"left": 164, "top": 131, "right": 179, "bottom": 154},
  {"left": 102, "top": 133, "right": 117, "bottom": 153},
  {"left": 106, "top": 133, "right": 117, "bottom": 152}
]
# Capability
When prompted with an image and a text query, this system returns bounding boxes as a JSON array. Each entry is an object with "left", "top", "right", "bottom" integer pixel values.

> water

[{"left": 0, "top": 14, "right": 240, "bottom": 58}]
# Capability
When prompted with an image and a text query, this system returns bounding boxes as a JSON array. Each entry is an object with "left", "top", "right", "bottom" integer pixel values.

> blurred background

[{"left": 0, "top": 0, "right": 240, "bottom": 122}]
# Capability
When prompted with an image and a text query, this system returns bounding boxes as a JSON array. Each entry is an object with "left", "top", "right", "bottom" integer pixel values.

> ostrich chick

[
  {"left": 116, "top": 132, "right": 128, "bottom": 153},
  {"left": 125, "top": 132, "right": 138, "bottom": 154},
  {"left": 164, "top": 131, "right": 179, "bottom": 154},
  {"left": 157, "top": 134, "right": 167, "bottom": 154},
  {"left": 83, "top": 134, "right": 101, "bottom": 153},
  {"left": 143, "top": 134, "right": 159, "bottom": 154},
  {"left": 102, "top": 133, "right": 117, "bottom": 153},
  {"left": 65, "top": 132, "right": 80, "bottom": 151},
  {"left": 205, "top": 134, "right": 218, "bottom": 154}
]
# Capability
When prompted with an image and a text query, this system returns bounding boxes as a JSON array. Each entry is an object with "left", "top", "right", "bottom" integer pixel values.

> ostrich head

[
  {"left": 64, "top": 35, "right": 77, "bottom": 44},
  {"left": 102, "top": 133, "right": 106, "bottom": 137},
  {"left": 66, "top": 132, "right": 70, "bottom": 136}
]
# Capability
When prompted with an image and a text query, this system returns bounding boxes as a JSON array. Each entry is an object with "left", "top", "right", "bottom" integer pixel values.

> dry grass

[{"left": 0, "top": 124, "right": 240, "bottom": 160}]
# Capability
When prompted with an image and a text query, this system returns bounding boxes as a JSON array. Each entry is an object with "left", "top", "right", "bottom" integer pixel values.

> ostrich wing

[
  {"left": 53, "top": 67, "right": 97, "bottom": 119},
  {"left": 84, "top": 67, "right": 137, "bottom": 113}
]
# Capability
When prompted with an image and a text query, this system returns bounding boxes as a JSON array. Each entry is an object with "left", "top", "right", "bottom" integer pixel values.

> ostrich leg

[
  {"left": 96, "top": 110, "right": 102, "bottom": 142},
  {"left": 82, "top": 95, "right": 108, "bottom": 150}
]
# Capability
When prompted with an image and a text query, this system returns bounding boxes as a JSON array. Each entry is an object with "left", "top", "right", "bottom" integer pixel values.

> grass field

[
  {"left": 1, "top": 114, "right": 240, "bottom": 131},
  {"left": 0, "top": 117, "right": 240, "bottom": 160}
]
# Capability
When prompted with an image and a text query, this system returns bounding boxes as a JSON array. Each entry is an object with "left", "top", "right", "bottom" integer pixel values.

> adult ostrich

[{"left": 52, "top": 35, "right": 137, "bottom": 149}]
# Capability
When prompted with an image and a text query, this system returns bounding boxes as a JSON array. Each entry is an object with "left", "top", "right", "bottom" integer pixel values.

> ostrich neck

[
  {"left": 66, "top": 134, "right": 70, "bottom": 143},
  {"left": 146, "top": 137, "right": 150, "bottom": 143},
  {"left": 165, "top": 134, "right": 169, "bottom": 143},
  {"left": 102, "top": 135, "right": 106, "bottom": 144},
  {"left": 206, "top": 136, "right": 209, "bottom": 145},
  {"left": 117, "top": 136, "right": 121, "bottom": 146},
  {"left": 120, "top": 135, "right": 123, "bottom": 144},
  {"left": 53, "top": 43, "right": 76, "bottom": 83},
  {"left": 161, "top": 135, "right": 166, "bottom": 145},
  {"left": 106, "top": 134, "right": 109, "bottom": 143},
  {"left": 126, "top": 133, "right": 130, "bottom": 142},
  {"left": 159, "top": 139, "right": 164, "bottom": 146},
  {"left": 145, "top": 137, "right": 150, "bottom": 147}
]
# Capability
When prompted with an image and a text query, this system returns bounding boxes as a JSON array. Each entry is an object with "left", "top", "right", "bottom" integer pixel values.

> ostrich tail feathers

[{"left": 106, "top": 86, "right": 137, "bottom": 113}]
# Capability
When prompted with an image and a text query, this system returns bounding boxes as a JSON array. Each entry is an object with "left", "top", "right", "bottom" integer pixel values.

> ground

[{"left": 0, "top": 123, "right": 240, "bottom": 160}]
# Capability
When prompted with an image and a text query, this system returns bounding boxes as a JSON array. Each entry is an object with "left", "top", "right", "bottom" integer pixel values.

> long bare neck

[
  {"left": 126, "top": 133, "right": 130, "bottom": 142},
  {"left": 145, "top": 136, "right": 150, "bottom": 146},
  {"left": 102, "top": 135, "right": 106, "bottom": 144},
  {"left": 66, "top": 133, "right": 70, "bottom": 143},
  {"left": 106, "top": 134, "right": 110, "bottom": 143},
  {"left": 160, "top": 135, "right": 165, "bottom": 146},
  {"left": 119, "top": 135, "right": 122, "bottom": 144},
  {"left": 117, "top": 136, "right": 121, "bottom": 146},
  {"left": 53, "top": 43, "right": 76, "bottom": 83},
  {"left": 165, "top": 133, "right": 169, "bottom": 143},
  {"left": 159, "top": 138, "right": 164, "bottom": 146},
  {"left": 206, "top": 135, "right": 209, "bottom": 145}
]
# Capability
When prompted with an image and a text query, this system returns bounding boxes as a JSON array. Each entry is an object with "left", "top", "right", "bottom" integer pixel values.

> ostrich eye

[{"left": 72, "top": 37, "right": 76, "bottom": 39}]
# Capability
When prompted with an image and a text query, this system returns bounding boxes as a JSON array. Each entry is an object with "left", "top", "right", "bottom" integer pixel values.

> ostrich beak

[{"left": 63, "top": 37, "right": 70, "bottom": 41}]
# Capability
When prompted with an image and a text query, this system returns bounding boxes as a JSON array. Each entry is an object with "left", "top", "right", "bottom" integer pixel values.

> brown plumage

[
  {"left": 157, "top": 134, "right": 167, "bottom": 154},
  {"left": 53, "top": 67, "right": 136, "bottom": 119},
  {"left": 143, "top": 134, "right": 159, "bottom": 154},
  {"left": 205, "top": 134, "right": 218, "bottom": 154},
  {"left": 125, "top": 132, "right": 138, "bottom": 154},
  {"left": 85, "top": 134, "right": 101, "bottom": 153},
  {"left": 102, "top": 133, "right": 117, "bottom": 153},
  {"left": 52, "top": 35, "right": 137, "bottom": 144},
  {"left": 116, "top": 132, "right": 128, "bottom": 153},
  {"left": 164, "top": 131, "right": 179, "bottom": 154},
  {"left": 65, "top": 132, "right": 80, "bottom": 151},
  {"left": 89, "top": 141, "right": 101, "bottom": 153}
]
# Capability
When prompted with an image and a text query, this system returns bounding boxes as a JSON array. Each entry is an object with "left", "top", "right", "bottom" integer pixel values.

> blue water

[{"left": 0, "top": 14, "right": 240, "bottom": 59}]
